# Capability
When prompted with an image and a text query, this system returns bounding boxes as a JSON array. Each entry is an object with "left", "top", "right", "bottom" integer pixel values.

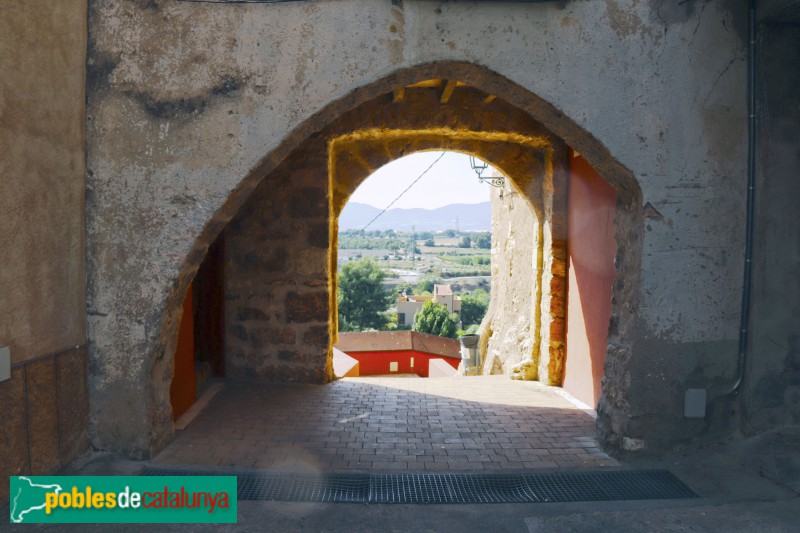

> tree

[
  {"left": 338, "top": 258, "right": 394, "bottom": 331},
  {"left": 396, "top": 282, "right": 414, "bottom": 295},
  {"left": 458, "top": 235, "right": 472, "bottom": 248},
  {"left": 475, "top": 233, "right": 491, "bottom": 249},
  {"left": 413, "top": 300, "right": 459, "bottom": 339},
  {"left": 424, "top": 238, "right": 435, "bottom": 247},
  {"left": 460, "top": 289, "right": 490, "bottom": 326},
  {"left": 416, "top": 277, "right": 435, "bottom": 294}
]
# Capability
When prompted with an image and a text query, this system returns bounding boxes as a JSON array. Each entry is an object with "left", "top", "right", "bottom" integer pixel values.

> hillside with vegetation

[{"left": 336, "top": 227, "right": 492, "bottom": 336}]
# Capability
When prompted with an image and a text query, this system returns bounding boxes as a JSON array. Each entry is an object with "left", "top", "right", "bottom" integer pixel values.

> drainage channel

[{"left": 142, "top": 468, "right": 697, "bottom": 504}]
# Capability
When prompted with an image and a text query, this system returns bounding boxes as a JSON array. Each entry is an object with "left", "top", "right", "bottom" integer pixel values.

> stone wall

[
  {"left": 480, "top": 178, "right": 541, "bottom": 379},
  {"left": 0, "top": 0, "right": 89, "bottom": 500},
  {"left": 224, "top": 143, "right": 332, "bottom": 382},
  {"left": 86, "top": 0, "right": 750, "bottom": 457},
  {"left": 477, "top": 153, "right": 573, "bottom": 391},
  {"left": 538, "top": 152, "right": 570, "bottom": 385}
]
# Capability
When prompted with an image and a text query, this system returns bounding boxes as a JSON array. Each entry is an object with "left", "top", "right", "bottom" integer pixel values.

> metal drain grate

[
  {"left": 142, "top": 468, "right": 696, "bottom": 504},
  {"left": 238, "top": 473, "right": 368, "bottom": 503},
  {"left": 370, "top": 473, "right": 539, "bottom": 504}
]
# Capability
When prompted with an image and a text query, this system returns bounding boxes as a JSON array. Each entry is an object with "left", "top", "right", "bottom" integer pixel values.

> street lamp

[{"left": 469, "top": 155, "right": 504, "bottom": 188}]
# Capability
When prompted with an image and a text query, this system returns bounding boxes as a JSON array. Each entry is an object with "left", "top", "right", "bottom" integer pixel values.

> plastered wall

[
  {"left": 86, "top": 0, "right": 748, "bottom": 456},
  {"left": 0, "top": 0, "right": 90, "bottom": 499}
]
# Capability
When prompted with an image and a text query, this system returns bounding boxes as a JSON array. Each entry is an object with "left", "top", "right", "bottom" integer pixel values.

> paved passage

[{"left": 153, "top": 375, "right": 619, "bottom": 472}]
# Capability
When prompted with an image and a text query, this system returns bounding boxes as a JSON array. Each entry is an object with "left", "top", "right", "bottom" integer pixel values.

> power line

[{"left": 359, "top": 152, "right": 447, "bottom": 232}]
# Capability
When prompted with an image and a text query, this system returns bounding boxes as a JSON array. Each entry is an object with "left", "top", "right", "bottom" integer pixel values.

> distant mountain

[{"left": 339, "top": 202, "right": 491, "bottom": 232}]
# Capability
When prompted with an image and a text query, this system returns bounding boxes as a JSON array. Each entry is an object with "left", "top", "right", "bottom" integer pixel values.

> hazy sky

[{"left": 348, "top": 151, "right": 495, "bottom": 210}]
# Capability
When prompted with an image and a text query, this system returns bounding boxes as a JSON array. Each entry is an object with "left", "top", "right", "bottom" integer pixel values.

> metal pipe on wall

[{"left": 730, "top": 0, "right": 758, "bottom": 395}]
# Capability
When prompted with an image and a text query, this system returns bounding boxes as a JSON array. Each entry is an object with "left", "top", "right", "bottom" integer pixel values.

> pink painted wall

[{"left": 563, "top": 152, "right": 617, "bottom": 408}]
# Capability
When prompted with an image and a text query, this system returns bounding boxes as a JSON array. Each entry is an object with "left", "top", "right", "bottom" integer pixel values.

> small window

[
  {"left": 389, "top": 362, "right": 398, "bottom": 372},
  {"left": 410, "top": 357, "right": 414, "bottom": 368}
]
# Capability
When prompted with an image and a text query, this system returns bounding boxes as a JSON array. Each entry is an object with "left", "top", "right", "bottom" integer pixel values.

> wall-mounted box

[
  {"left": 0, "top": 346, "right": 10, "bottom": 382},
  {"left": 684, "top": 388, "right": 707, "bottom": 419}
]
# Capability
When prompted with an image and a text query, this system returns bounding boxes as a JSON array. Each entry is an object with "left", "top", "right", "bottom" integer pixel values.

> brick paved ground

[{"left": 153, "top": 375, "right": 619, "bottom": 472}]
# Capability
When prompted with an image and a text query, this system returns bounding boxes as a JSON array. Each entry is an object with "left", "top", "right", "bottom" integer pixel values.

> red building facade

[{"left": 335, "top": 331, "right": 461, "bottom": 378}]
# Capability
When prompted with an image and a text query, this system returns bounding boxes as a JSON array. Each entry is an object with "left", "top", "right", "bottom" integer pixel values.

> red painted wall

[
  {"left": 345, "top": 350, "right": 460, "bottom": 378},
  {"left": 171, "top": 287, "right": 197, "bottom": 420},
  {"left": 563, "top": 152, "right": 617, "bottom": 408}
]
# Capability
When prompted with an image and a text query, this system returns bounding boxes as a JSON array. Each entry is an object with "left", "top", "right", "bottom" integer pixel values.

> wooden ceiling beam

[{"left": 440, "top": 80, "right": 457, "bottom": 104}]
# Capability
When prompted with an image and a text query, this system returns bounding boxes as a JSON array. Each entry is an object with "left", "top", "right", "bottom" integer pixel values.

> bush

[{"left": 412, "top": 300, "right": 459, "bottom": 339}]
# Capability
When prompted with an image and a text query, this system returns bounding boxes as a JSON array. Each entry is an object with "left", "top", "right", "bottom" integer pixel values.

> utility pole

[
  {"left": 455, "top": 216, "right": 460, "bottom": 234},
  {"left": 410, "top": 225, "right": 416, "bottom": 270}
]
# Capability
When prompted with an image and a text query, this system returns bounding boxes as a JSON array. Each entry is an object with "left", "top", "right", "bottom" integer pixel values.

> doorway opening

[
  {"left": 333, "top": 151, "right": 494, "bottom": 379},
  {"left": 169, "top": 235, "right": 225, "bottom": 423}
]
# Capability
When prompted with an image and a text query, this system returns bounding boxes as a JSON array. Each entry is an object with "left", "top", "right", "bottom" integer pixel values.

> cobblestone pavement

[{"left": 153, "top": 375, "right": 619, "bottom": 472}]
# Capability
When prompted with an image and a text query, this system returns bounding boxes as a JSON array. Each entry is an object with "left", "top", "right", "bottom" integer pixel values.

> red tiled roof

[{"left": 335, "top": 330, "right": 461, "bottom": 359}]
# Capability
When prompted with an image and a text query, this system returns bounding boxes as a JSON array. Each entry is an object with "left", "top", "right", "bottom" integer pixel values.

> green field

[{"left": 338, "top": 230, "right": 492, "bottom": 289}]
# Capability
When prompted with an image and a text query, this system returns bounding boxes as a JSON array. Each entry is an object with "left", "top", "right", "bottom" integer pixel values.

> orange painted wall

[
  {"left": 170, "top": 287, "right": 196, "bottom": 420},
  {"left": 563, "top": 152, "right": 617, "bottom": 408}
]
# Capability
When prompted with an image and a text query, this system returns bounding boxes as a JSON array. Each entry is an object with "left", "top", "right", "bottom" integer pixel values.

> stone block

[
  {"left": 550, "top": 275, "right": 566, "bottom": 294},
  {"left": 550, "top": 318, "right": 565, "bottom": 340},
  {"left": 307, "top": 223, "right": 330, "bottom": 249},
  {"left": 56, "top": 347, "right": 89, "bottom": 466},
  {"left": 235, "top": 307, "right": 268, "bottom": 321},
  {"left": 289, "top": 187, "right": 327, "bottom": 218},
  {"left": 550, "top": 240, "right": 567, "bottom": 258},
  {"left": 550, "top": 294, "right": 566, "bottom": 318},
  {"left": 26, "top": 356, "right": 61, "bottom": 474},
  {"left": 228, "top": 324, "right": 248, "bottom": 341},
  {"left": 278, "top": 350, "right": 295, "bottom": 362},
  {"left": 238, "top": 249, "right": 287, "bottom": 273},
  {"left": 251, "top": 326, "right": 296, "bottom": 345},
  {"left": 291, "top": 250, "right": 328, "bottom": 277},
  {"left": 302, "top": 325, "right": 330, "bottom": 347},
  {"left": 552, "top": 258, "right": 566, "bottom": 277},
  {"left": 0, "top": 365, "right": 30, "bottom": 502},
  {"left": 285, "top": 291, "right": 328, "bottom": 323}
]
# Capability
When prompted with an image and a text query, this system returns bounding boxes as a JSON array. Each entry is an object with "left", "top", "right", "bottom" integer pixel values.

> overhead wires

[{"left": 359, "top": 152, "right": 447, "bottom": 232}]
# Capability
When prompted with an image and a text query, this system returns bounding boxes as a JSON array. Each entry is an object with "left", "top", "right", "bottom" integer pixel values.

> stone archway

[
  {"left": 222, "top": 80, "right": 569, "bottom": 383},
  {"left": 90, "top": 62, "right": 640, "bottom": 458},
  {"left": 215, "top": 73, "right": 641, "bottom": 452}
]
